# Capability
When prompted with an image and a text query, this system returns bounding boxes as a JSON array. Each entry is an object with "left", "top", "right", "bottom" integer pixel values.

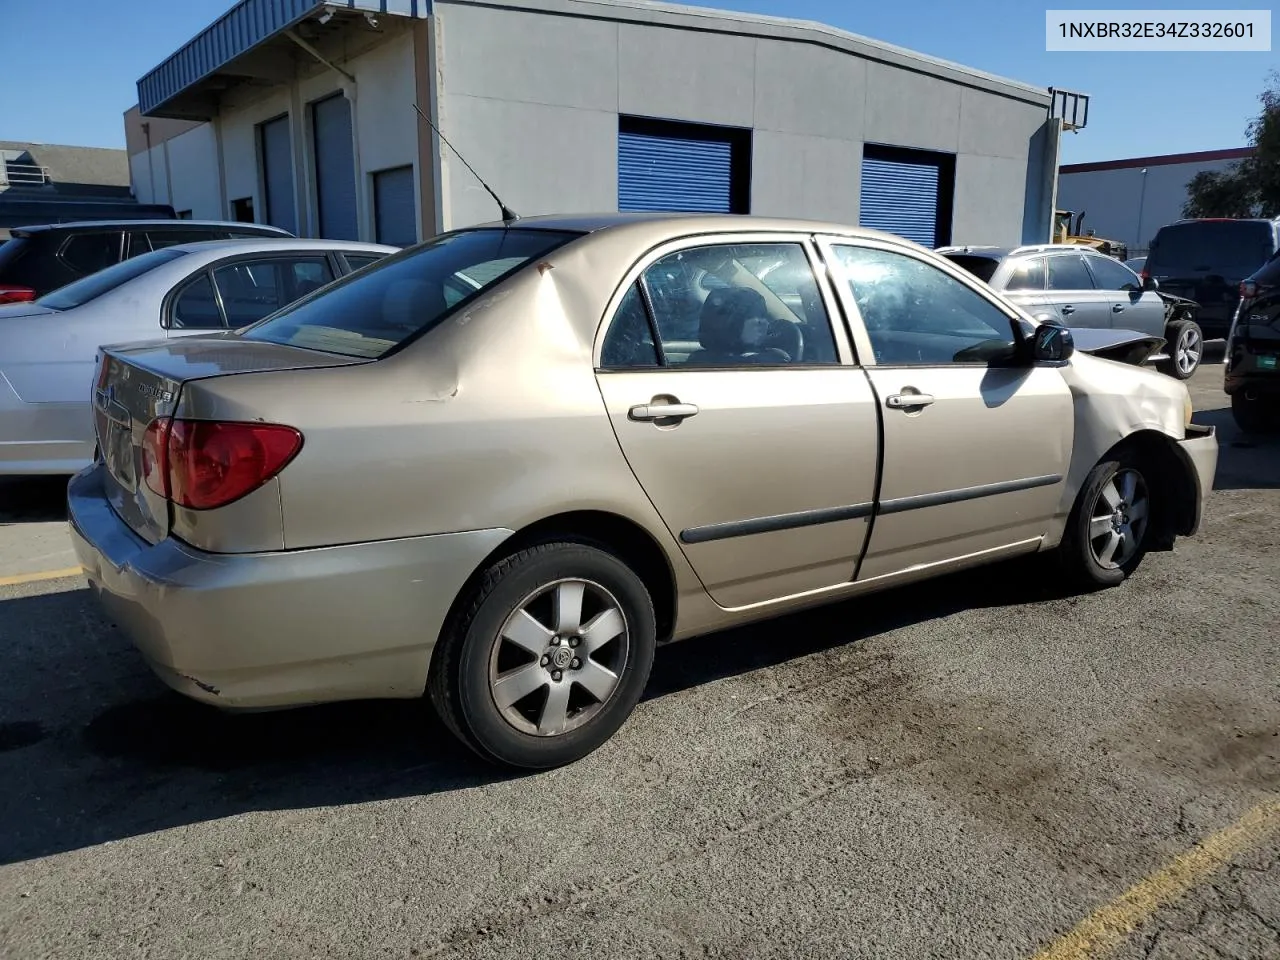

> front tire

[
  {"left": 1059, "top": 454, "right": 1154, "bottom": 588},
  {"left": 429, "top": 541, "right": 656, "bottom": 769},
  {"left": 1160, "top": 319, "right": 1203, "bottom": 380}
]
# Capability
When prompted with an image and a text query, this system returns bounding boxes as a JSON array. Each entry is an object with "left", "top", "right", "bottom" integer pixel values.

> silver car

[
  {"left": 938, "top": 244, "right": 1205, "bottom": 380},
  {"left": 0, "top": 238, "right": 397, "bottom": 475},
  {"left": 68, "top": 213, "right": 1217, "bottom": 771}
]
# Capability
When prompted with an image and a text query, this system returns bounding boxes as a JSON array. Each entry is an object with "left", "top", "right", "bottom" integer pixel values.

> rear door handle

[
  {"left": 1112, "top": 303, "right": 1125, "bottom": 313},
  {"left": 629, "top": 402, "right": 699, "bottom": 422},
  {"left": 886, "top": 393, "right": 935, "bottom": 409},
  {"left": 1061, "top": 305, "right": 1075, "bottom": 315}
]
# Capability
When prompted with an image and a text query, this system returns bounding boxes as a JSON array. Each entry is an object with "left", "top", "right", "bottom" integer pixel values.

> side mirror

[
  {"left": 1032, "top": 320, "right": 1075, "bottom": 363},
  {"left": 1142, "top": 274, "right": 1159, "bottom": 292}
]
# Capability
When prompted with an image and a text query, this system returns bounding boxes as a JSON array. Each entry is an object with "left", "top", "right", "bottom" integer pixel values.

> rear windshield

[
  {"left": 240, "top": 228, "right": 581, "bottom": 359},
  {"left": 38, "top": 247, "right": 188, "bottom": 310},
  {"left": 1147, "top": 221, "right": 1276, "bottom": 279},
  {"left": 941, "top": 254, "right": 999, "bottom": 283}
]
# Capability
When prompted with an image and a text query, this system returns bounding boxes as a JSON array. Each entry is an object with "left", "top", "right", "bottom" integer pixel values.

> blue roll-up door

[
  {"left": 859, "top": 156, "right": 940, "bottom": 247},
  {"left": 312, "top": 94, "right": 358, "bottom": 240},
  {"left": 373, "top": 165, "right": 417, "bottom": 247},
  {"left": 618, "top": 131, "right": 733, "bottom": 213},
  {"left": 259, "top": 115, "right": 296, "bottom": 235}
]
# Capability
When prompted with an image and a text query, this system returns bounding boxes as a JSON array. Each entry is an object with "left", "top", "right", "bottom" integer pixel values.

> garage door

[
  {"left": 618, "top": 130, "right": 734, "bottom": 213},
  {"left": 259, "top": 115, "right": 296, "bottom": 235},
  {"left": 312, "top": 94, "right": 358, "bottom": 241},
  {"left": 859, "top": 156, "right": 940, "bottom": 247},
  {"left": 373, "top": 166, "right": 417, "bottom": 247}
]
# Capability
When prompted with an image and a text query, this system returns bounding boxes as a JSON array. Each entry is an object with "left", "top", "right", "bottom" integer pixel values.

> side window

[
  {"left": 171, "top": 274, "right": 224, "bottom": 329},
  {"left": 1046, "top": 254, "right": 1096, "bottom": 291},
  {"left": 600, "top": 283, "right": 660, "bottom": 368},
  {"left": 60, "top": 232, "right": 121, "bottom": 275},
  {"left": 342, "top": 253, "right": 387, "bottom": 272},
  {"left": 832, "top": 245, "right": 1017, "bottom": 366},
  {"left": 622, "top": 242, "right": 838, "bottom": 368},
  {"left": 1085, "top": 255, "right": 1141, "bottom": 291},
  {"left": 1005, "top": 258, "right": 1046, "bottom": 291},
  {"left": 125, "top": 231, "right": 153, "bottom": 259},
  {"left": 213, "top": 257, "right": 334, "bottom": 326}
]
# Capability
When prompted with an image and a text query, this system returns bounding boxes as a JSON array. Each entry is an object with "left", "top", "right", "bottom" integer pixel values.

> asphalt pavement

[{"left": 1, "top": 355, "right": 1277, "bottom": 960}]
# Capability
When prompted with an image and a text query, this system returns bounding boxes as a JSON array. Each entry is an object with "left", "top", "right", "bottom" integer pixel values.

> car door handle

[
  {"left": 1112, "top": 303, "right": 1125, "bottom": 313},
  {"left": 1061, "top": 305, "right": 1075, "bottom": 315},
  {"left": 886, "top": 393, "right": 935, "bottom": 409},
  {"left": 629, "top": 401, "right": 699, "bottom": 422}
]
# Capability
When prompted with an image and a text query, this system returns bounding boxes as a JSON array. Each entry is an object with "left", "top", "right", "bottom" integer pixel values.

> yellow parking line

[
  {"left": 1032, "top": 797, "right": 1280, "bottom": 960},
  {"left": 0, "top": 566, "right": 84, "bottom": 588}
]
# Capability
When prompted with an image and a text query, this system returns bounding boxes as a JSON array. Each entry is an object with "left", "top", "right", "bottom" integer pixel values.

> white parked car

[{"left": 0, "top": 238, "right": 397, "bottom": 475}]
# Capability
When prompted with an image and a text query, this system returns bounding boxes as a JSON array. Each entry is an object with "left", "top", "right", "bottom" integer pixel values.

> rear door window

[
  {"left": 241, "top": 228, "right": 581, "bottom": 358},
  {"left": 1084, "top": 255, "right": 1142, "bottom": 291},
  {"left": 212, "top": 256, "right": 335, "bottom": 326},
  {"left": 340, "top": 253, "right": 387, "bottom": 272},
  {"left": 170, "top": 274, "right": 225, "bottom": 329},
  {"left": 1148, "top": 221, "right": 1276, "bottom": 279},
  {"left": 59, "top": 231, "right": 122, "bottom": 275},
  {"left": 1046, "top": 255, "right": 1095, "bottom": 291},
  {"left": 1005, "top": 258, "right": 1046, "bottom": 291}
]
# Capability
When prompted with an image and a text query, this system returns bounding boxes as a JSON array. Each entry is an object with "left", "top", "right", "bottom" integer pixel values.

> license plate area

[{"left": 95, "top": 388, "right": 137, "bottom": 491}]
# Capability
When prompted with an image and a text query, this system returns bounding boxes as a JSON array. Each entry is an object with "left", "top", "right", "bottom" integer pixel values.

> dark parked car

[
  {"left": 1226, "top": 251, "right": 1280, "bottom": 432},
  {"left": 1143, "top": 218, "right": 1280, "bottom": 340},
  {"left": 0, "top": 219, "right": 293, "bottom": 303}
]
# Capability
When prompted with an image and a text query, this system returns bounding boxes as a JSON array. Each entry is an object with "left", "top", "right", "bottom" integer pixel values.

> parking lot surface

[{"left": 1, "top": 358, "right": 1277, "bottom": 960}]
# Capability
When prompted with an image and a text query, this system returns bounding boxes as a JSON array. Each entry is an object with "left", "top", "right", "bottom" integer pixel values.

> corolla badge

[{"left": 137, "top": 382, "right": 174, "bottom": 403}]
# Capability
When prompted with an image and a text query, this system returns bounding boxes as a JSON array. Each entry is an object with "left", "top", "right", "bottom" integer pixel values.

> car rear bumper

[
  {"left": 68, "top": 463, "right": 513, "bottom": 709},
  {"left": 1173, "top": 423, "right": 1217, "bottom": 538}
]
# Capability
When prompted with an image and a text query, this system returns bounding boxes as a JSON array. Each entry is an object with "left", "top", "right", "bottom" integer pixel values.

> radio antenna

[{"left": 412, "top": 102, "right": 519, "bottom": 225}]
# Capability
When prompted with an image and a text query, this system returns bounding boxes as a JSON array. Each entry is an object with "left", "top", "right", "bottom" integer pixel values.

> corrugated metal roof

[{"left": 137, "top": 0, "right": 430, "bottom": 116}]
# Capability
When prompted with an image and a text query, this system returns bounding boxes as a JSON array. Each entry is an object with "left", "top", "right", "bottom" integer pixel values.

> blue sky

[{"left": 0, "top": 0, "right": 1271, "bottom": 163}]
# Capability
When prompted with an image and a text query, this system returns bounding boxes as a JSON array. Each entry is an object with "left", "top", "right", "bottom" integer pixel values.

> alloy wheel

[
  {"left": 1175, "top": 325, "right": 1202, "bottom": 376},
  {"left": 487, "top": 578, "right": 630, "bottom": 737},
  {"left": 1087, "top": 468, "right": 1150, "bottom": 569}
]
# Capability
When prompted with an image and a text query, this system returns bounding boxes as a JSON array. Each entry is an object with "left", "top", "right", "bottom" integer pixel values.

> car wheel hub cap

[
  {"left": 1088, "top": 468, "right": 1150, "bottom": 570},
  {"left": 488, "top": 578, "right": 630, "bottom": 737}
]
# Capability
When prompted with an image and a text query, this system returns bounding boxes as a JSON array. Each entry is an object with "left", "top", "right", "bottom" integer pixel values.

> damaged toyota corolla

[{"left": 68, "top": 213, "right": 1218, "bottom": 769}]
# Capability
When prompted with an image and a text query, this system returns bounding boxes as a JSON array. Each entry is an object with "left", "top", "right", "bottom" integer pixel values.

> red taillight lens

[
  {"left": 162, "top": 420, "right": 302, "bottom": 510},
  {"left": 0, "top": 285, "right": 36, "bottom": 304},
  {"left": 141, "top": 418, "right": 173, "bottom": 498}
]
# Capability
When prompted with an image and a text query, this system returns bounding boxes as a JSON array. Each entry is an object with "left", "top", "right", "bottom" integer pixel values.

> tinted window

[
  {"left": 343, "top": 254, "right": 386, "bottom": 272},
  {"left": 600, "top": 283, "right": 660, "bottom": 368},
  {"left": 39, "top": 248, "right": 188, "bottom": 310},
  {"left": 171, "top": 274, "right": 224, "bottom": 329},
  {"left": 0, "top": 237, "right": 32, "bottom": 280},
  {"left": 60, "top": 232, "right": 120, "bottom": 274},
  {"left": 1148, "top": 221, "right": 1276, "bottom": 278},
  {"left": 633, "top": 242, "right": 838, "bottom": 368},
  {"left": 1046, "top": 255, "right": 1095, "bottom": 291},
  {"left": 213, "top": 256, "right": 334, "bottom": 326},
  {"left": 148, "top": 229, "right": 227, "bottom": 250},
  {"left": 1005, "top": 258, "right": 1046, "bottom": 291},
  {"left": 1086, "top": 255, "right": 1141, "bottom": 291},
  {"left": 833, "top": 245, "right": 1016, "bottom": 366},
  {"left": 241, "top": 228, "right": 580, "bottom": 359},
  {"left": 943, "top": 255, "right": 1000, "bottom": 284}
]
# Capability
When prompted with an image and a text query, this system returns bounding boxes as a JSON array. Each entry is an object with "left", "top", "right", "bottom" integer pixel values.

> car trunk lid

[{"left": 93, "top": 334, "right": 368, "bottom": 543}]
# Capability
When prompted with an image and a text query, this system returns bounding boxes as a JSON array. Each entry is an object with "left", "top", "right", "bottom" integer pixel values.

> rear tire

[
  {"left": 1058, "top": 453, "right": 1154, "bottom": 589},
  {"left": 1231, "top": 392, "right": 1280, "bottom": 434},
  {"left": 428, "top": 540, "right": 656, "bottom": 770},
  {"left": 1160, "top": 319, "right": 1203, "bottom": 380}
]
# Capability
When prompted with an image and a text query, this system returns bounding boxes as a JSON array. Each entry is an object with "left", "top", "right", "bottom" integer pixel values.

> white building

[
  {"left": 124, "top": 0, "right": 1084, "bottom": 248},
  {"left": 1057, "top": 147, "right": 1254, "bottom": 256}
]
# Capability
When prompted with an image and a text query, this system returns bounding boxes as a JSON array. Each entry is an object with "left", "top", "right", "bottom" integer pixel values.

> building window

[
  {"left": 617, "top": 116, "right": 751, "bottom": 215},
  {"left": 231, "top": 197, "right": 255, "bottom": 223},
  {"left": 372, "top": 165, "right": 417, "bottom": 247},
  {"left": 859, "top": 144, "right": 956, "bottom": 248},
  {"left": 257, "top": 113, "right": 297, "bottom": 234},
  {"left": 176, "top": 209, "right": 193, "bottom": 220}
]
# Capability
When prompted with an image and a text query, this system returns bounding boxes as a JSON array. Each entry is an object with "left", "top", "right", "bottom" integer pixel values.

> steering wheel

[{"left": 765, "top": 318, "right": 804, "bottom": 362}]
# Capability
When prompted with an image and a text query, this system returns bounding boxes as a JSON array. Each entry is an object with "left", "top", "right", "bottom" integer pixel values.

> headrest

[{"left": 698, "top": 286, "right": 768, "bottom": 352}]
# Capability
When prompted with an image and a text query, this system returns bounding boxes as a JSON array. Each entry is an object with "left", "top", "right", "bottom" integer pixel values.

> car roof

[
  {"left": 161, "top": 238, "right": 400, "bottom": 257},
  {"left": 10, "top": 220, "right": 292, "bottom": 236},
  {"left": 935, "top": 245, "right": 1014, "bottom": 260}
]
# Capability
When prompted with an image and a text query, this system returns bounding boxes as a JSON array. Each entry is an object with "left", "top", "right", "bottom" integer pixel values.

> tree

[{"left": 1184, "top": 70, "right": 1280, "bottom": 218}]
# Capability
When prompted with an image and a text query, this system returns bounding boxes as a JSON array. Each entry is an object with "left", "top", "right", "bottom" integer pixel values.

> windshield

[
  {"left": 1147, "top": 221, "right": 1275, "bottom": 279},
  {"left": 39, "top": 247, "right": 188, "bottom": 310},
  {"left": 240, "top": 228, "right": 582, "bottom": 359}
]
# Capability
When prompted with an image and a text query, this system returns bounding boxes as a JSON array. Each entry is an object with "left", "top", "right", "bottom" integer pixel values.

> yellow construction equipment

[{"left": 1054, "top": 209, "right": 1128, "bottom": 261}]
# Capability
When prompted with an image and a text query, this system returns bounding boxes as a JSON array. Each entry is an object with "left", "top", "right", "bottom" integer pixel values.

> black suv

[
  {"left": 0, "top": 219, "right": 293, "bottom": 303},
  {"left": 1143, "top": 218, "right": 1280, "bottom": 340},
  {"left": 1226, "top": 252, "right": 1280, "bottom": 432}
]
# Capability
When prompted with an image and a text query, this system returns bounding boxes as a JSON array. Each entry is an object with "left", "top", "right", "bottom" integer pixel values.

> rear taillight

[
  {"left": 0, "top": 284, "right": 36, "bottom": 304},
  {"left": 141, "top": 418, "right": 302, "bottom": 510},
  {"left": 1240, "top": 280, "right": 1259, "bottom": 299}
]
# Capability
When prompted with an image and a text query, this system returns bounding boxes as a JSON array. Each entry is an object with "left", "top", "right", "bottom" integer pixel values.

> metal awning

[{"left": 137, "top": 0, "right": 429, "bottom": 120}]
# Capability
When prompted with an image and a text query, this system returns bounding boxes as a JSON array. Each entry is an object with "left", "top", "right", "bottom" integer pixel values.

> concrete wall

[
  {"left": 1057, "top": 155, "right": 1247, "bottom": 255},
  {"left": 434, "top": 0, "right": 1050, "bottom": 244}
]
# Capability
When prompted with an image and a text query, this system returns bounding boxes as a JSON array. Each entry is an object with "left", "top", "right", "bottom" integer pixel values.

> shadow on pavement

[
  {"left": 0, "top": 556, "right": 1069, "bottom": 866},
  {"left": 0, "top": 477, "right": 69, "bottom": 524},
  {"left": 1192, "top": 406, "right": 1280, "bottom": 491}
]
